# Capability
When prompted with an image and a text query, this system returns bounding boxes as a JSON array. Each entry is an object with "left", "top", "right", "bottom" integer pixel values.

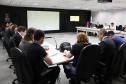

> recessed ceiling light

[
  {"left": 52, "top": 5, "right": 57, "bottom": 7},
  {"left": 33, "top": 3, "right": 39, "bottom": 6}
]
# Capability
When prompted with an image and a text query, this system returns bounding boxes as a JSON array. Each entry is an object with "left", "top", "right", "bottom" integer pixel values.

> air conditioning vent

[{"left": 98, "top": 0, "right": 112, "bottom": 3}]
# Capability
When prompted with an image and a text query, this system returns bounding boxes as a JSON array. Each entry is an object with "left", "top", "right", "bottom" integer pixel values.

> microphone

[{"left": 53, "top": 37, "right": 58, "bottom": 50}]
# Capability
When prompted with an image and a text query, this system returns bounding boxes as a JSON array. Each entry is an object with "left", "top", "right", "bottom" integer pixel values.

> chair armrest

[
  {"left": 98, "top": 61, "right": 106, "bottom": 67},
  {"left": 40, "top": 68, "right": 53, "bottom": 77}
]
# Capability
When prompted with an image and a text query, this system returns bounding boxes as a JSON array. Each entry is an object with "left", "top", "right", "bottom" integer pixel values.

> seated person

[
  {"left": 110, "top": 22, "right": 116, "bottom": 30},
  {"left": 63, "top": 32, "right": 90, "bottom": 79},
  {"left": 27, "top": 30, "right": 60, "bottom": 84},
  {"left": 9, "top": 24, "right": 17, "bottom": 37},
  {"left": 19, "top": 27, "right": 36, "bottom": 55},
  {"left": 13, "top": 26, "right": 26, "bottom": 47},
  {"left": 98, "top": 29, "right": 117, "bottom": 84},
  {"left": 104, "top": 23, "right": 110, "bottom": 29},
  {"left": 107, "top": 31, "right": 125, "bottom": 49}
]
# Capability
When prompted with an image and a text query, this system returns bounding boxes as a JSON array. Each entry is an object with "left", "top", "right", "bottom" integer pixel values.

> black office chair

[
  {"left": 116, "top": 25, "right": 123, "bottom": 31},
  {"left": 1, "top": 31, "right": 6, "bottom": 49},
  {"left": 4, "top": 37, "right": 16, "bottom": 68},
  {"left": 10, "top": 47, "right": 48, "bottom": 84},
  {"left": 74, "top": 45, "right": 101, "bottom": 84},
  {"left": 2, "top": 35, "right": 12, "bottom": 62},
  {"left": 111, "top": 43, "right": 126, "bottom": 82},
  {"left": 118, "top": 25, "right": 123, "bottom": 31}
]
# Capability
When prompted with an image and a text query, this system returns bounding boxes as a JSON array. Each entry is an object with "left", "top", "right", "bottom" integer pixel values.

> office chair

[
  {"left": 111, "top": 43, "right": 126, "bottom": 82},
  {"left": 3, "top": 37, "right": 16, "bottom": 69},
  {"left": 2, "top": 35, "right": 11, "bottom": 62},
  {"left": 74, "top": 45, "right": 101, "bottom": 84},
  {"left": 1, "top": 31, "right": 6, "bottom": 49},
  {"left": 10, "top": 47, "right": 49, "bottom": 84},
  {"left": 116, "top": 25, "right": 123, "bottom": 31},
  {"left": 118, "top": 25, "right": 123, "bottom": 31},
  {"left": 10, "top": 47, "right": 33, "bottom": 84}
]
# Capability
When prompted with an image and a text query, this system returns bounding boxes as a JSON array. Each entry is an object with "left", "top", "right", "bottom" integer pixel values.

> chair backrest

[
  {"left": 8, "top": 37, "right": 16, "bottom": 49},
  {"left": 59, "top": 42, "right": 71, "bottom": 52},
  {"left": 118, "top": 25, "right": 123, "bottom": 31},
  {"left": 2, "top": 35, "right": 11, "bottom": 57},
  {"left": 76, "top": 45, "right": 101, "bottom": 81},
  {"left": 3, "top": 37, "right": 16, "bottom": 58},
  {"left": 10, "top": 47, "right": 34, "bottom": 84},
  {"left": 112, "top": 43, "right": 126, "bottom": 76}
]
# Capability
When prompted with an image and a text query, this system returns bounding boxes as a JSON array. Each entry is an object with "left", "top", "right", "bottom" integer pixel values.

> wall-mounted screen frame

[{"left": 27, "top": 10, "right": 59, "bottom": 31}]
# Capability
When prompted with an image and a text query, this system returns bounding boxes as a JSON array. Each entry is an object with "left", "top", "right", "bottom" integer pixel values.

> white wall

[{"left": 91, "top": 10, "right": 126, "bottom": 26}]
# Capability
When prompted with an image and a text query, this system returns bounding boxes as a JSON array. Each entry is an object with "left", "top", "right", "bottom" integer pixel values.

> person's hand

[
  {"left": 63, "top": 50, "right": 70, "bottom": 57},
  {"left": 63, "top": 50, "right": 67, "bottom": 56}
]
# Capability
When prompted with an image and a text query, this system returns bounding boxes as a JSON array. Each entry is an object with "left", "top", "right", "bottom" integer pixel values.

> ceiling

[{"left": 0, "top": 0, "right": 126, "bottom": 11}]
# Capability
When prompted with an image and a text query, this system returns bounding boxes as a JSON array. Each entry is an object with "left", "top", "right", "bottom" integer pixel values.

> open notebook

[
  {"left": 49, "top": 53, "right": 73, "bottom": 65},
  {"left": 42, "top": 42, "right": 59, "bottom": 56},
  {"left": 42, "top": 42, "right": 73, "bottom": 67},
  {"left": 44, "top": 53, "right": 73, "bottom": 68}
]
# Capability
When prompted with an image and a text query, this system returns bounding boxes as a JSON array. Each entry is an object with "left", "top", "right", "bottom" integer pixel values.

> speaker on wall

[{"left": 98, "top": 0, "right": 112, "bottom": 3}]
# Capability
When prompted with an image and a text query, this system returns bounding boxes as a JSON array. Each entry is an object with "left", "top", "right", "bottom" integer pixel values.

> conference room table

[
  {"left": 76, "top": 26, "right": 126, "bottom": 38},
  {"left": 76, "top": 26, "right": 100, "bottom": 35},
  {"left": 42, "top": 42, "right": 73, "bottom": 67}
]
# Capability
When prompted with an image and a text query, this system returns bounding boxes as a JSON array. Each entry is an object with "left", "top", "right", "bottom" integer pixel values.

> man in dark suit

[
  {"left": 97, "top": 29, "right": 117, "bottom": 84},
  {"left": 27, "top": 30, "right": 60, "bottom": 84},
  {"left": 13, "top": 26, "right": 26, "bottom": 47}
]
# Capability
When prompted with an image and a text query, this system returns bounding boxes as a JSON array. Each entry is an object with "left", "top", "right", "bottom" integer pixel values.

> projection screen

[{"left": 27, "top": 11, "right": 59, "bottom": 31}]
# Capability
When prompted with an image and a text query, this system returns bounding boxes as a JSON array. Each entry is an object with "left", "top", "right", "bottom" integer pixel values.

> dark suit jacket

[{"left": 13, "top": 32, "right": 22, "bottom": 47}]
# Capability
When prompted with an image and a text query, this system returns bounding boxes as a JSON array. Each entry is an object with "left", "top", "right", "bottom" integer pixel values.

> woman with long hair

[
  {"left": 63, "top": 32, "right": 90, "bottom": 80},
  {"left": 19, "top": 27, "right": 36, "bottom": 55}
]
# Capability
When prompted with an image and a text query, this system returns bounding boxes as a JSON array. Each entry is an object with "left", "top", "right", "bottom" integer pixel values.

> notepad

[{"left": 49, "top": 53, "right": 74, "bottom": 65}]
